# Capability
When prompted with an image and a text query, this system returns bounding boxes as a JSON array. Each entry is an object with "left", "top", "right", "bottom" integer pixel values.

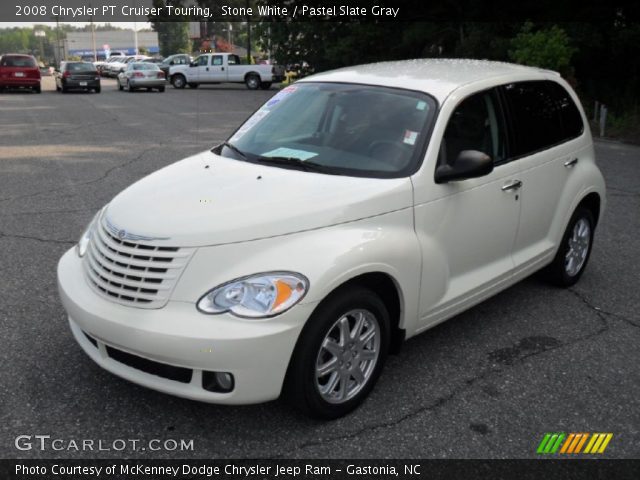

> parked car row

[{"left": 53, "top": 61, "right": 168, "bottom": 94}]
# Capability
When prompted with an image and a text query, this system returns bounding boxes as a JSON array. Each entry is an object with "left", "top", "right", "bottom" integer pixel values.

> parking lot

[{"left": 1, "top": 76, "right": 639, "bottom": 459}]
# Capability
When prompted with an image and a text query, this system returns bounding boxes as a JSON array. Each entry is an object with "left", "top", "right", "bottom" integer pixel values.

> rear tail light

[
  {"left": 157, "top": 71, "right": 165, "bottom": 79},
  {"left": 62, "top": 71, "right": 71, "bottom": 78},
  {"left": 133, "top": 72, "right": 144, "bottom": 78}
]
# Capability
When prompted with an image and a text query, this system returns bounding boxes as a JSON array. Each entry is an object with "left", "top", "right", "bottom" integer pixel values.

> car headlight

[
  {"left": 197, "top": 272, "right": 309, "bottom": 318},
  {"left": 76, "top": 207, "right": 105, "bottom": 257}
]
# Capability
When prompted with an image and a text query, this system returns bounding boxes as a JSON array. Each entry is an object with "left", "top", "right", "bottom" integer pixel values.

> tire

[
  {"left": 34, "top": 84, "right": 41, "bottom": 93},
  {"left": 245, "top": 74, "right": 260, "bottom": 90},
  {"left": 158, "top": 86, "right": 165, "bottom": 93},
  {"left": 172, "top": 75, "right": 186, "bottom": 89},
  {"left": 127, "top": 80, "right": 135, "bottom": 93},
  {"left": 283, "top": 286, "right": 390, "bottom": 419},
  {"left": 543, "top": 207, "right": 595, "bottom": 287},
  {"left": 187, "top": 82, "right": 199, "bottom": 89},
  {"left": 118, "top": 81, "right": 123, "bottom": 91},
  {"left": 260, "top": 82, "right": 272, "bottom": 90},
  {"left": 61, "top": 85, "right": 67, "bottom": 93},
  {"left": 94, "top": 86, "right": 101, "bottom": 94}
]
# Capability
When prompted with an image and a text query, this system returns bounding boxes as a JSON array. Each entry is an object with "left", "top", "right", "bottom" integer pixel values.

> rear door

[
  {"left": 191, "top": 55, "right": 210, "bottom": 83},
  {"left": 500, "top": 80, "right": 586, "bottom": 272},
  {"left": 207, "top": 55, "right": 228, "bottom": 82}
]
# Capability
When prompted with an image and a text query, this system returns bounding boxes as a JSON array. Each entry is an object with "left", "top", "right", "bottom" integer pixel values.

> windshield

[{"left": 218, "top": 82, "right": 436, "bottom": 178}]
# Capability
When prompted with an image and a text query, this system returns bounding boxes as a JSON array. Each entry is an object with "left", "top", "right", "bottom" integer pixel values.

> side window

[
  {"left": 227, "top": 55, "right": 237, "bottom": 65},
  {"left": 212, "top": 55, "right": 223, "bottom": 66},
  {"left": 546, "top": 81, "right": 584, "bottom": 140},
  {"left": 439, "top": 89, "right": 506, "bottom": 167},
  {"left": 503, "top": 81, "right": 564, "bottom": 157},
  {"left": 195, "top": 56, "right": 208, "bottom": 67}
]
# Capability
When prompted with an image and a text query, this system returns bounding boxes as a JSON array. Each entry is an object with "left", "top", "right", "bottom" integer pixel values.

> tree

[
  {"left": 149, "top": 1, "right": 192, "bottom": 55},
  {"left": 508, "top": 22, "right": 576, "bottom": 74}
]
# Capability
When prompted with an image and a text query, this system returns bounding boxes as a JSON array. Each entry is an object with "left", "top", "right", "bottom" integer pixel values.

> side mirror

[{"left": 434, "top": 150, "right": 493, "bottom": 184}]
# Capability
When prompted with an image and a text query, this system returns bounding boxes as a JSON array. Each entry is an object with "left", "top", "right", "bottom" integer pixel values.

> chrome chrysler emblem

[{"left": 104, "top": 217, "right": 170, "bottom": 242}]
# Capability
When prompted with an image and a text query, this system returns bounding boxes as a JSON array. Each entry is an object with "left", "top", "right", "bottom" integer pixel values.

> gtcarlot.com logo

[
  {"left": 537, "top": 432, "right": 613, "bottom": 455},
  {"left": 14, "top": 435, "right": 194, "bottom": 452}
]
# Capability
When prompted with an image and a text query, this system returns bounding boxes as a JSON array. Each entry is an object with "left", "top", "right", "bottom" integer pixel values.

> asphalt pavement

[{"left": 1, "top": 77, "right": 639, "bottom": 459}]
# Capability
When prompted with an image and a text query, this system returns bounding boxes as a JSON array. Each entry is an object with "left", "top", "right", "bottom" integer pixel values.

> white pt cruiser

[{"left": 58, "top": 60, "right": 606, "bottom": 419}]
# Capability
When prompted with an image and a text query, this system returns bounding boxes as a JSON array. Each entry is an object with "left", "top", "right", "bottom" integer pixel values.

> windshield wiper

[
  {"left": 215, "top": 141, "right": 247, "bottom": 160},
  {"left": 256, "top": 156, "right": 331, "bottom": 173}
]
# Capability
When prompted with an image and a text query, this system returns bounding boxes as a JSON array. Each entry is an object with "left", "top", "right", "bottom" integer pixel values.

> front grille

[
  {"left": 83, "top": 220, "right": 194, "bottom": 309},
  {"left": 105, "top": 345, "right": 193, "bottom": 383}
]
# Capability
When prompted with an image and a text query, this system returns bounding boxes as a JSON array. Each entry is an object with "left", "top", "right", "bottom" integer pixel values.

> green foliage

[
  {"left": 149, "top": 1, "right": 192, "bottom": 55},
  {"left": 508, "top": 22, "right": 576, "bottom": 73}
]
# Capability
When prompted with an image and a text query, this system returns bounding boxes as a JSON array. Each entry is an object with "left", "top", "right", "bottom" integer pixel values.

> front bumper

[{"left": 57, "top": 248, "right": 313, "bottom": 404}]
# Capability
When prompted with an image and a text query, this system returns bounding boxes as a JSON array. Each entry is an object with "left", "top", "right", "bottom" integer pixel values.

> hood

[{"left": 105, "top": 151, "right": 413, "bottom": 247}]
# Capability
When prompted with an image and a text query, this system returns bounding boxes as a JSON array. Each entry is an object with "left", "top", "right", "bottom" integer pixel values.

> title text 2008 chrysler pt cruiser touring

[{"left": 58, "top": 59, "right": 606, "bottom": 418}]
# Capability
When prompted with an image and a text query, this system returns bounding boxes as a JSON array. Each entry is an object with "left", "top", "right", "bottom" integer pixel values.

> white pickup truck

[{"left": 169, "top": 53, "right": 285, "bottom": 90}]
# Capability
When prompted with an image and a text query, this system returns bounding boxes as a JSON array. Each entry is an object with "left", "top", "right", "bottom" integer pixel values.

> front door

[{"left": 414, "top": 88, "right": 522, "bottom": 328}]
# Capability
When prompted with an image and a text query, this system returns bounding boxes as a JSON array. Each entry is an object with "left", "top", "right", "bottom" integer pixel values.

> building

[{"left": 64, "top": 30, "right": 159, "bottom": 59}]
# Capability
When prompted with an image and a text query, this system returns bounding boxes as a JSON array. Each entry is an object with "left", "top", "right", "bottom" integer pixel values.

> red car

[{"left": 0, "top": 54, "right": 41, "bottom": 93}]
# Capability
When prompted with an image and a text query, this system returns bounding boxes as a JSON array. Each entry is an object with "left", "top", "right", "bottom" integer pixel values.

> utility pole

[
  {"left": 246, "top": 0, "right": 251, "bottom": 64},
  {"left": 55, "top": 15, "right": 62, "bottom": 64},
  {"left": 133, "top": 22, "right": 139, "bottom": 55},
  {"left": 91, "top": 16, "right": 97, "bottom": 62}
]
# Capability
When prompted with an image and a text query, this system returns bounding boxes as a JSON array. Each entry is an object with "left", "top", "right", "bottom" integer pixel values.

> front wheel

[
  {"left": 543, "top": 207, "right": 595, "bottom": 287},
  {"left": 283, "top": 286, "right": 390, "bottom": 419}
]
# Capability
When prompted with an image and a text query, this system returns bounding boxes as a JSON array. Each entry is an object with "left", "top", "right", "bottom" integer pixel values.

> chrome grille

[{"left": 83, "top": 221, "right": 194, "bottom": 309}]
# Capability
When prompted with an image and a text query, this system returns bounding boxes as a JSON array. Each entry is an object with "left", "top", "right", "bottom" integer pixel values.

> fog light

[{"left": 202, "top": 371, "right": 235, "bottom": 393}]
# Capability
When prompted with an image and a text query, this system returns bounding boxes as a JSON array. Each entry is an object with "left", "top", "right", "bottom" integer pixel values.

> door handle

[
  {"left": 206, "top": 67, "right": 209, "bottom": 71},
  {"left": 564, "top": 158, "right": 578, "bottom": 168},
  {"left": 502, "top": 180, "right": 522, "bottom": 192},
  {"left": 221, "top": 67, "right": 225, "bottom": 71}
]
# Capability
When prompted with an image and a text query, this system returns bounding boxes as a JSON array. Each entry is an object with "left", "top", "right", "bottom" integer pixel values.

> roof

[{"left": 301, "top": 58, "right": 559, "bottom": 102}]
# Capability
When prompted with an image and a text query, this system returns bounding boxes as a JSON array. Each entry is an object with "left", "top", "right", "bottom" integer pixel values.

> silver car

[{"left": 117, "top": 62, "right": 166, "bottom": 92}]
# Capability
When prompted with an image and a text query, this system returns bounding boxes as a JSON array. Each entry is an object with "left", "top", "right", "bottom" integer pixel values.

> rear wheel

[
  {"left": 245, "top": 74, "right": 260, "bottom": 90},
  {"left": 543, "top": 207, "right": 595, "bottom": 287},
  {"left": 61, "top": 85, "right": 67, "bottom": 93},
  {"left": 158, "top": 86, "right": 165, "bottom": 93},
  {"left": 283, "top": 286, "right": 390, "bottom": 419},
  {"left": 34, "top": 84, "right": 41, "bottom": 93},
  {"left": 259, "top": 82, "right": 272, "bottom": 90},
  {"left": 94, "top": 86, "right": 101, "bottom": 94},
  {"left": 171, "top": 75, "right": 186, "bottom": 89},
  {"left": 127, "top": 80, "right": 135, "bottom": 93}
]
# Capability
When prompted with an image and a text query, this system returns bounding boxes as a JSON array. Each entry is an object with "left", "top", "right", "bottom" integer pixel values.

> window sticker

[
  {"left": 403, "top": 130, "right": 419, "bottom": 145},
  {"left": 230, "top": 110, "right": 270, "bottom": 142},
  {"left": 416, "top": 100, "right": 427, "bottom": 111},
  {"left": 266, "top": 85, "right": 298, "bottom": 108},
  {"left": 261, "top": 147, "right": 318, "bottom": 160}
]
